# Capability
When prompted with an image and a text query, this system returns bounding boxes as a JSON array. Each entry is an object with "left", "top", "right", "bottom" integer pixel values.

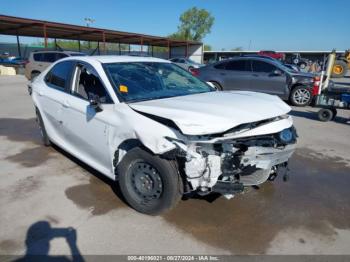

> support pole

[
  {"left": 185, "top": 43, "right": 188, "bottom": 58},
  {"left": 97, "top": 41, "right": 100, "bottom": 55},
  {"left": 78, "top": 39, "right": 81, "bottom": 52},
  {"left": 54, "top": 38, "right": 57, "bottom": 50},
  {"left": 16, "top": 34, "right": 21, "bottom": 58},
  {"left": 128, "top": 44, "right": 131, "bottom": 54},
  {"left": 151, "top": 45, "right": 154, "bottom": 57},
  {"left": 118, "top": 43, "right": 121, "bottom": 55},
  {"left": 43, "top": 24, "right": 48, "bottom": 48},
  {"left": 102, "top": 31, "right": 106, "bottom": 54},
  {"left": 168, "top": 40, "right": 171, "bottom": 59},
  {"left": 140, "top": 37, "right": 143, "bottom": 54}
]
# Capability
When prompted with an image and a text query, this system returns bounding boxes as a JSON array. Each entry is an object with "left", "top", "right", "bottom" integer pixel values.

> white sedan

[{"left": 30, "top": 55, "right": 296, "bottom": 215}]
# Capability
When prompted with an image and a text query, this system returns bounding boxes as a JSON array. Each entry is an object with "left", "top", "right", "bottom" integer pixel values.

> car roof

[{"left": 62, "top": 55, "right": 171, "bottom": 64}]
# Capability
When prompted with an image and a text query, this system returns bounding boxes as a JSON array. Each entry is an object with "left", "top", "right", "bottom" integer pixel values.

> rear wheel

[
  {"left": 36, "top": 109, "right": 51, "bottom": 146},
  {"left": 290, "top": 86, "right": 312, "bottom": 107},
  {"left": 31, "top": 71, "right": 40, "bottom": 80},
  {"left": 331, "top": 60, "right": 347, "bottom": 78},
  {"left": 318, "top": 108, "right": 334, "bottom": 122},
  {"left": 117, "top": 147, "right": 183, "bottom": 215},
  {"left": 209, "top": 81, "right": 223, "bottom": 91}
]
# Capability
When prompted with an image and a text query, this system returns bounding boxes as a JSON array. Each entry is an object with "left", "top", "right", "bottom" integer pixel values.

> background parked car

[
  {"left": 195, "top": 56, "right": 319, "bottom": 106},
  {"left": 169, "top": 57, "right": 204, "bottom": 71},
  {"left": 25, "top": 50, "right": 86, "bottom": 80},
  {"left": 0, "top": 56, "right": 28, "bottom": 66}
]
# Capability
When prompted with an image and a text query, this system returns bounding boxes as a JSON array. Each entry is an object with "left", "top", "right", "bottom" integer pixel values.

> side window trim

[{"left": 71, "top": 61, "right": 114, "bottom": 104}]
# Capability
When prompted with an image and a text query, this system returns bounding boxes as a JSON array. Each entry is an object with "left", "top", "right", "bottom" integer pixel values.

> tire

[
  {"left": 209, "top": 81, "right": 223, "bottom": 91},
  {"left": 36, "top": 108, "right": 51, "bottom": 146},
  {"left": 188, "top": 66, "right": 194, "bottom": 72},
  {"left": 331, "top": 60, "right": 347, "bottom": 78},
  {"left": 318, "top": 108, "right": 334, "bottom": 122},
  {"left": 117, "top": 147, "right": 183, "bottom": 215},
  {"left": 290, "top": 86, "right": 312, "bottom": 107},
  {"left": 31, "top": 71, "right": 40, "bottom": 80},
  {"left": 299, "top": 62, "right": 306, "bottom": 69}
]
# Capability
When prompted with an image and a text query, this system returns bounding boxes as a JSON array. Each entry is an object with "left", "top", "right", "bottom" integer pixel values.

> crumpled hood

[{"left": 129, "top": 91, "right": 291, "bottom": 135}]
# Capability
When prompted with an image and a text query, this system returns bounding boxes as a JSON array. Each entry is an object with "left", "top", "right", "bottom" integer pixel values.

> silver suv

[{"left": 25, "top": 51, "right": 85, "bottom": 80}]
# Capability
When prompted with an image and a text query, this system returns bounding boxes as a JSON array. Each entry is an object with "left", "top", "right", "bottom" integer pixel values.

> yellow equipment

[{"left": 331, "top": 49, "right": 350, "bottom": 78}]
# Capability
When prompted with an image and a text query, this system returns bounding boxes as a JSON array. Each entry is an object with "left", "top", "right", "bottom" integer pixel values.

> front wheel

[
  {"left": 117, "top": 148, "right": 183, "bottom": 215},
  {"left": 290, "top": 86, "right": 312, "bottom": 107}
]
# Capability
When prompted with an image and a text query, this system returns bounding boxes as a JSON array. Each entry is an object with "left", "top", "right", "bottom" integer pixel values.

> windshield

[
  {"left": 272, "top": 60, "right": 297, "bottom": 73},
  {"left": 103, "top": 62, "right": 213, "bottom": 103}
]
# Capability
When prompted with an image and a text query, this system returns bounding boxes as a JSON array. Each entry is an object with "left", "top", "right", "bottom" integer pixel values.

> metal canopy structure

[{"left": 0, "top": 15, "right": 203, "bottom": 61}]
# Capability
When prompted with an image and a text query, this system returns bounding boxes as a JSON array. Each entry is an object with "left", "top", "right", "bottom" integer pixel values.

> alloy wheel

[{"left": 293, "top": 88, "right": 310, "bottom": 105}]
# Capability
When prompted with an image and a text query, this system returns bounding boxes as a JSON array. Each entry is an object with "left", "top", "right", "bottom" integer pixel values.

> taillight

[
  {"left": 312, "top": 76, "right": 320, "bottom": 95},
  {"left": 190, "top": 68, "right": 200, "bottom": 77}
]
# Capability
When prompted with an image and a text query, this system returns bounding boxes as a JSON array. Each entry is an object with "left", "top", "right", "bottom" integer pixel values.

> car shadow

[{"left": 12, "top": 221, "right": 85, "bottom": 262}]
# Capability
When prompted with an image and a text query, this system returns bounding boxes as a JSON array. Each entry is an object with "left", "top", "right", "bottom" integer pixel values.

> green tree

[
  {"left": 204, "top": 44, "right": 212, "bottom": 51},
  {"left": 170, "top": 7, "right": 214, "bottom": 41}
]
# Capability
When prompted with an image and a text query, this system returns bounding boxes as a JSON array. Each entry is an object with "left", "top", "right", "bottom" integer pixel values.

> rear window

[
  {"left": 33, "top": 52, "right": 69, "bottom": 62},
  {"left": 45, "top": 61, "right": 75, "bottom": 90}
]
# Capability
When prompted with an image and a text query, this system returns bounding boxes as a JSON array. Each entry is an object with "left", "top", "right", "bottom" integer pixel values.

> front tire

[
  {"left": 117, "top": 148, "right": 183, "bottom": 215},
  {"left": 290, "top": 86, "right": 312, "bottom": 107}
]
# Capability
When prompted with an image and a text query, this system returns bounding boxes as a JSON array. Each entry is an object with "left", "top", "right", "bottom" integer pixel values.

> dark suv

[{"left": 196, "top": 56, "right": 318, "bottom": 106}]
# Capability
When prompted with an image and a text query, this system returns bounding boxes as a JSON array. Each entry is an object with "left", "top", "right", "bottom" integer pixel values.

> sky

[{"left": 1, "top": 0, "right": 349, "bottom": 51}]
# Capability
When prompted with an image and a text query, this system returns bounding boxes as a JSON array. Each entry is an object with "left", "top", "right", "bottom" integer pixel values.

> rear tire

[
  {"left": 117, "top": 147, "right": 183, "bottom": 215},
  {"left": 36, "top": 108, "right": 51, "bottom": 146},
  {"left": 31, "top": 71, "right": 40, "bottom": 80},
  {"left": 318, "top": 108, "right": 334, "bottom": 122},
  {"left": 290, "top": 86, "right": 312, "bottom": 107},
  {"left": 331, "top": 60, "right": 347, "bottom": 78},
  {"left": 209, "top": 81, "right": 223, "bottom": 91}
]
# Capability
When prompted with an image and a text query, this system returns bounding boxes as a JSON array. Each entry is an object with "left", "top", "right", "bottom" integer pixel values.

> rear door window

[
  {"left": 56, "top": 53, "right": 68, "bottom": 60},
  {"left": 225, "top": 60, "right": 250, "bottom": 71},
  {"left": 33, "top": 53, "right": 43, "bottom": 62},
  {"left": 42, "top": 53, "right": 57, "bottom": 63},
  {"left": 252, "top": 60, "right": 276, "bottom": 73},
  {"left": 45, "top": 61, "right": 75, "bottom": 91},
  {"left": 214, "top": 61, "right": 227, "bottom": 69}
]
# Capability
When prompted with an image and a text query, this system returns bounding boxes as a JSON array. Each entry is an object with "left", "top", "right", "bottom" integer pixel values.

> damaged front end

[{"left": 168, "top": 120, "right": 297, "bottom": 199}]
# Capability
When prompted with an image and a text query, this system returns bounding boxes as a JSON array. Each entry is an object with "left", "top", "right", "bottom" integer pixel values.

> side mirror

[{"left": 89, "top": 95, "right": 103, "bottom": 112}]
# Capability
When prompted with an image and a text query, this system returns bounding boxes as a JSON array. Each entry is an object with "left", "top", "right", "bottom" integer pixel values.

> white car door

[
  {"left": 62, "top": 63, "right": 114, "bottom": 176},
  {"left": 37, "top": 60, "right": 75, "bottom": 144}
]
